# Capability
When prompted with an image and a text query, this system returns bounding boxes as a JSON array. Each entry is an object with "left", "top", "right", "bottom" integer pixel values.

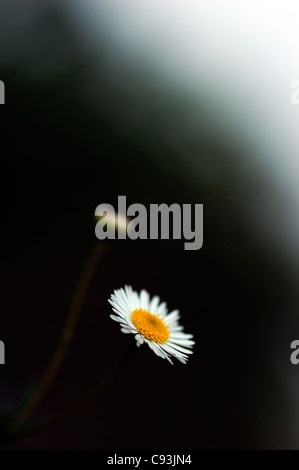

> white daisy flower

[{"left": 108, "top": 286, "right": 195, "bottom": 364}]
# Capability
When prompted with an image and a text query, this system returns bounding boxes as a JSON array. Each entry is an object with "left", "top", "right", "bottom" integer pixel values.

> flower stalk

[{"left": 9, "top": 242, "right": 107, "bottom": 434}]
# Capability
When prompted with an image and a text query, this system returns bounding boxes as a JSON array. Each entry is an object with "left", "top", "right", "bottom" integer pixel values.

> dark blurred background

[{"left": 1, "top": 0, "right": 299, "bottom": 449}]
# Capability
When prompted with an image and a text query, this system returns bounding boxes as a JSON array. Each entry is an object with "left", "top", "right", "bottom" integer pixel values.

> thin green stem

[
  {"left": 8, "top": 341, "right": 135, "bottom": 439},
  {"left": 10, "top": 242, "right": 106, "bottom": 432}
]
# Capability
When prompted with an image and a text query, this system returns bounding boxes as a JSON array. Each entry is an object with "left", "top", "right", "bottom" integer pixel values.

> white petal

[
  {"left": 171, "top": 339, "right": 195, "bottom": 346},
  {"left": 166, "top": 341, "right": 194, "bottom": 354},
  {"left": 176, "top": 356, "right": 187, "bottom": 364},
  {"left": 110, "top": 314, "right": 125, "bottom": 323},
  {"left": 124, "top": 285, "right": 136, "bottom": 311},
  {"left": 110, "top": 297, "right": 131, "bottom": 317},
  {"left": 147, "top": 340, "right": 167, "bottom": 359},
  {"left": 156, "top": 301, "right": 167, "bottom": 316},
  {"left": 170, "top": 332, "right": 194, "bottom": 340},
  {"left": 165, "top": 310, "right": 180, "bottom": 324},
  {"left": 121, "top": 327, "right": 135, "bottom": 334},
  {"left": 118, "top": 288, "right": 134, "bottom": 313},
  {"left": 140, "top": 289, "right": 150, "bottom": 311},
  {"left": 135, "top": 333, "right": 145, "bottom": 345},
  {"left": 161, "top": 343, "right": 189, "bottom": 359},
  {"left": 149, "top": 295, "right": 160, "bottom": 314},
  {"left": 111, "top": 307, "right": 129, "bottom": 319},
  {"left": 169, "top": 325, "right": 184, "bottom": 332},
  {"left": 111, "top": 304, "right": 130, "bottom": 318}
]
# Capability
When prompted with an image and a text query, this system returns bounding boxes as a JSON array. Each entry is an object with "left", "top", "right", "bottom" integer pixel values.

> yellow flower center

[{"left": 131, "top": 308, "right": 170, "bottom": 343}]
